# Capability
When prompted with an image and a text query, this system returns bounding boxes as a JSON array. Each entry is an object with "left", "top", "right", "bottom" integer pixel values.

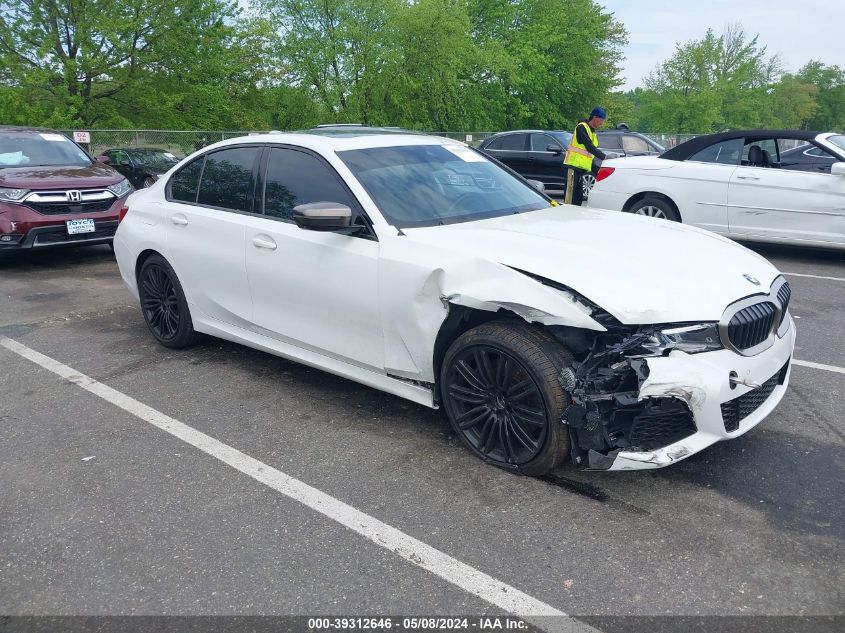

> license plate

[{"left": 66, "top": 218, "right": 95, "bottom": 235}]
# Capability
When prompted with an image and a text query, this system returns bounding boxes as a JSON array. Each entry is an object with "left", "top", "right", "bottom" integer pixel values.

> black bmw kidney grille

[{"left": 728, "top": 301, "right": 777, "bottom": 350}]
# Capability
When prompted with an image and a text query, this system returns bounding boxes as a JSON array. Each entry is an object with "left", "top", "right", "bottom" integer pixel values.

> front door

[
  {"left": 243, "top": 146, "right": 384, "bottom": 370},
  {"left": 728, "top": 138, "right": 845, "bottom": 246}
]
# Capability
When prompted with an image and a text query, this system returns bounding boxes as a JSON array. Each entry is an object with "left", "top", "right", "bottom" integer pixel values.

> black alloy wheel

[
  {"left": 445, "top": 346, "right": 546, "bottom": 464},
  {"left": 138, "top": 254, "right": 199, "bottom": 348},
  {"left": 440, "top": 321, "right": 573, "bottom": 475}
]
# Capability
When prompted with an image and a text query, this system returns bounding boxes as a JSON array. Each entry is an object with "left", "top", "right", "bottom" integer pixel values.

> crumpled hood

[
  {"left": 402, "top": 206, "right": 781, "bottom": 324},
  {"left": 0, "top": 163, "right": 123, "bottom": 189}
]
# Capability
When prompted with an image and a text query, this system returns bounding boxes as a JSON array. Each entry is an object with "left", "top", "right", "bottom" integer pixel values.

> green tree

[
  {"left": 634, "top": 23, "right": 782, "bottom": 132},
  {"left": 795, "top": 61, "right": 845, "bottom": 131},
  {"left": 0, "top": 0, "right": 254, "bottom": 127}
]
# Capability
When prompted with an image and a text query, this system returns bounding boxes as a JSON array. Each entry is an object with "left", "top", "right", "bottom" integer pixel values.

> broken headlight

[{"left": 641, "top": 323, "right": 722, "bottom": 355}]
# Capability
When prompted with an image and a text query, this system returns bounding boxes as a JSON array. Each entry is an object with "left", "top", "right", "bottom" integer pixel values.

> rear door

[
  {"left": 728, "top": 138, "right": 845, "bottom": 245},
  {"left": 241, "top": 145, "right": 383, "bottom": 370},
  {"left": 483, "top": 133, "right": 529, "bottom": 176},
  {"left": 163, "top": 146, "right": 259, "bottom": 325}
]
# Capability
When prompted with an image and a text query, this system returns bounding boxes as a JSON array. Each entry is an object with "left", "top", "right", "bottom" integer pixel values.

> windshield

[
  {"left": 827, "top": 135, "right": 845, "bottom": 153},
  {"left": 338, "top": 144, "right": 549, "bottom": 228},
  {"left": 131, "top": 149, "right": 180, "bottom": 166},
  {"left": 0, "top": 132, "right": 91, "bottom": 167}
]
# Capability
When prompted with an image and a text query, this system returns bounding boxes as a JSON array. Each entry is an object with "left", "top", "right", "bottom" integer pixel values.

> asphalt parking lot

[{"left": 1, "top": 241, "right": 843, "bottom": 631}]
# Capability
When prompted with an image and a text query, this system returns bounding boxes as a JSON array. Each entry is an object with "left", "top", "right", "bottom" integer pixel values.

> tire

[
  {"left": 440, "top": 320, "right": 574, "bottom": 476},
  {"left": 142, "top": 176, "right": 156, "bottom": 188},
  {"left": 628, "top": 196, "right": 680, "bottom": 222},
  {"left": 137, "top": 254, "right": 200, "bottom": 348}
]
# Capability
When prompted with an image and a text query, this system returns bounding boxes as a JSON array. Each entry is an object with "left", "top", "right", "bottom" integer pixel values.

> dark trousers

[{"left": 563, "top": 166, "right": 587, "bottom": 206}]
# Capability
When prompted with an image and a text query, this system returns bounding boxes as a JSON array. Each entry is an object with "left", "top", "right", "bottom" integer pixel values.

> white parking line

[
  {"left": 0, "top": 336, "right": 595, "bottom": 633},
  {"left": 783, "top": 272, "right": 845, "bottom": 282},
  {"left": 793, "top": 359, "right": 845, "bottom": 375}
]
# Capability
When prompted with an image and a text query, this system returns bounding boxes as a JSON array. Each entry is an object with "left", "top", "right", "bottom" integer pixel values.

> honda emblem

[{"left": 66, "top": 190, "right": 82, "bottom": 202}]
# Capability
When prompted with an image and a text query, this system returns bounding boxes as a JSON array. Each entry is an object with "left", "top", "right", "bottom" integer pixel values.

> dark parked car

[
  {"left": 596, "top": 126, "right": 664, "bottom": 157},
  {"left": 779, "top": 142, "right": 839, "bottom": 173},
  {"left": 478, "top": 130, "right": 573, "bottom": 192},
  {"left": 101, "top": 147, "right": 180, "bottom": 188},
  {"left": 0, "top": 127, "right": 132, "bottom": 252},
  {"left": 480, "top": 127, "right": 664, "bottom": 200}
]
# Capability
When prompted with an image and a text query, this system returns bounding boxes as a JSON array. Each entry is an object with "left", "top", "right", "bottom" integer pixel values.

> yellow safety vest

[{"left": 564, "top": 121, "right": 598, "bottom": 171}]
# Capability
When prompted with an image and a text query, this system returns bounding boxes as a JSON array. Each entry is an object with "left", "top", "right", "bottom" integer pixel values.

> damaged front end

[{"left": 553, "top": 324, "right": 720, "bottom": 470}]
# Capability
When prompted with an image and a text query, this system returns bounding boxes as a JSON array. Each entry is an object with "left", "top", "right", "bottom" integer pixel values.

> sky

[{"left": 600, "top": 0, "right": 845, "bottom": 90}]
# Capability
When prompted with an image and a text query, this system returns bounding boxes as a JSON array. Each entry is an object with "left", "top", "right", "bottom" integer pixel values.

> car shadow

[{"left": 0, "top": 245, "right": 114, "bottom": 272}]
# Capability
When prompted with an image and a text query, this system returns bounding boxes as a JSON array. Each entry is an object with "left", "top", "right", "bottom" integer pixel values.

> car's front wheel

[
  {"left": 440, "top": 321, "right": 573, "bottom": 475},
  {"left": 138, "top": 254, "right": 199, "bottom": 348},
  {"left": 629, "top": 196, "right": 680, "bottom": 221},
  {"left": 142, "top": 176, "right": 156, "bottom": 188}
]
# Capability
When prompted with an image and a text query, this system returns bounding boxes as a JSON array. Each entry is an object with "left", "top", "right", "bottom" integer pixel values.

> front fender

[{"left": 378, "top": 237, "right": 606, "bottom": 382}]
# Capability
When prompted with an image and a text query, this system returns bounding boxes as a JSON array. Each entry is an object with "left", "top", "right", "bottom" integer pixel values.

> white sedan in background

[
  {"left": 588, "top": 130, "right": 845, "bottom": 249},
  {"left": 114, "top": 127, "right": 794, "bottom": 473}
]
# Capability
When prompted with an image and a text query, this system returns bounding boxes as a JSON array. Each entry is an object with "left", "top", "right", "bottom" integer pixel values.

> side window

[
  {"left": 499, "top": 134, "right": 527, "bottom": 151},
  {"left": 530, "top": 133, "right": 559, "bottom": 151},
  {"left": 621, "top": 135, "right": 650, "bottom": 153},
  {"left": 688, "top": 139, "right": 742, "bottom": 165},
  {"left": 169, "top": 157, "right": 205, "bottom": 203},
  {"left": 599, "top": 134, "right": 622, "bottom": 149},
  {"left": 485, "top": 137, "right": 504, "bottom": 150},
  {"left": 263, "top": 147, "right": 358, "bottom": 222},
  {"left": 196, "top": 147, "right": 261, "bottom": 211},
  {"left": 741, "top": 138, "right": 777, "bottom": 167}
]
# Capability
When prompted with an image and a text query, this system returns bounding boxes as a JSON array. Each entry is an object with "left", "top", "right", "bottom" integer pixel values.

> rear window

[
  {"left": 0, "top": 132, "right": 91, "bottom": 167},
  {"left": 196, "top": 147, "right": 262, "bottom": 211},
  {"left": 688, "top": 139, "right": 742, "bottom": 165},
  {"left": 169, "top": 158, "right": 204, "bottom": 203}
]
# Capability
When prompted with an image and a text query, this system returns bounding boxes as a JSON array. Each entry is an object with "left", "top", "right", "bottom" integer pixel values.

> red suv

[{"left": 0, "top": 126, "right": 132, "bottom": 252}]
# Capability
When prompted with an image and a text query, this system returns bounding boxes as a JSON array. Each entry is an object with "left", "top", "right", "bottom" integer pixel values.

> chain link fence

[{"left": 59, "top": 128, "right": 701, "bottom": 156}]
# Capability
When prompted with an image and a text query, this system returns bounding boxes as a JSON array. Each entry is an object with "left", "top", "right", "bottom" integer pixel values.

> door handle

[
  {"left": 252, "top": 235, "right": 277, "bottom": 251},
  {"left": 736, "top": 175, "right": 761, "bottom": 180},
  {"left": 170, "top": 214, "right": 188, "bottom": 226}
]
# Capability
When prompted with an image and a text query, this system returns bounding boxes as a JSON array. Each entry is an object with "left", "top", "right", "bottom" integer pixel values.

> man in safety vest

[{"left": 563, "top": 107, "right": 607, "bottom": 206}]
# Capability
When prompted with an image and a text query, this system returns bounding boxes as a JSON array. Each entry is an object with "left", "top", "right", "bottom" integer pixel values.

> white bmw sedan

[
  {"left": 588, "top": 130, "right": 845, "bottom": 250},
  {"left": 114, "top": 128, "right": 795, "bottom": 473}
]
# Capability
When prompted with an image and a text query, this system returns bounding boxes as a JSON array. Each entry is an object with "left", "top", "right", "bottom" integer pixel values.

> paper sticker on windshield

[
  {"left": 163, "top": 152, "right": 176, "bottom": 159},
  {"left": 442, "top": 144, "right": 485, "bottom": 163},
  {"left": 39, "top": 133, "right": 69, "bottom": 142}
]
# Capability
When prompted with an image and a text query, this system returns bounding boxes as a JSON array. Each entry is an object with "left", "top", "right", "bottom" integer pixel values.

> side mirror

[
  {"left": 526, "top": 179, "right": 545, "bottom": 192},
  {"left": 293, "top": 201, "right": 353, "bottom": 231},
  {"left": 96, "top": 155, "right": 110, "bottom": 164},
  {"left": 831, "top": 162, "right": 845, "bottom": 176},
  {"left": 546, "top": 144, "right": 563, "bottom": 155}
]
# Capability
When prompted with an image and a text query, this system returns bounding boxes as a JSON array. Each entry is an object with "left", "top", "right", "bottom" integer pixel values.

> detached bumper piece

[{"left": 721, "top": 361, "right": 790, "bottom": 432}]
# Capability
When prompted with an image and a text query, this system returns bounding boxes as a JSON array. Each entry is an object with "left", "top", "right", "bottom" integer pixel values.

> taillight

[
  {"left": 118, "top": 205, "right": 129, "bottom": 224},
  {"left": 596, "top": 167, "right": 615, "bottom": 182}
]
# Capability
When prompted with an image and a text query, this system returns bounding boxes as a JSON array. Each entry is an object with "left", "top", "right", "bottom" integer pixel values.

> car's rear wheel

[
  {"left": 629, "top": 196, "right": 680, "bottom": 221},
  {"left": 142, "top": 176, "right": 156, "bottom": 188},
  {"left": 440, "top": 321, "right": 573, "bottom": 475},
  {"left": 138, "top": 254, "right": 199, "bottom": 348},
  {"left": 582, "top": 173, "right": 596, "bottom": 199}
]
